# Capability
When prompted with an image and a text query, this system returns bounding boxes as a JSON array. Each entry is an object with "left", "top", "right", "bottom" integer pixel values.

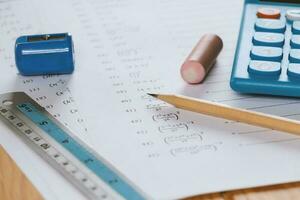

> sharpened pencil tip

[{"left": 147, "top": 93, "right": 158, "bottom": 98}]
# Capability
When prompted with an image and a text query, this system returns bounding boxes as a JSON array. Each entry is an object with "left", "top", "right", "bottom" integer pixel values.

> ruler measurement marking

[
  {"left": 0, "top": 105, "right": 109, "bottom": 200},
  {"left": 15, "top": 102, "right": 144, "bottom": 200}
]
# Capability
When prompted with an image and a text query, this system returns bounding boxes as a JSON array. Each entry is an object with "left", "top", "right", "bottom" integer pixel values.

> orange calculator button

[{"left": 257, "top": 7, "right": 281, "bottom": 19}]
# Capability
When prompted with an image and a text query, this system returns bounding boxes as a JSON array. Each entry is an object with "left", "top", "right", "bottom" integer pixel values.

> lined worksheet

[
  {"left": 63, "top": 0, "right": 300, "bottom": 199},
  {"left": 2, "top": 0, "right": 300, "bottom": 199}
]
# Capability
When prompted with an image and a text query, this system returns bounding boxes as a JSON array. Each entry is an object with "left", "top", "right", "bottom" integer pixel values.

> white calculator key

[{"left": 286, "top": 9, "right": 300, "bottom": 21}]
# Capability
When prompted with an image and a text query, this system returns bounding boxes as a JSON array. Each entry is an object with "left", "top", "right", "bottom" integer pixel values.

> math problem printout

[
  {"left": 66, "top": 0, "right": 300, "bottom": 199},
  {"left": 2, "top": 0, "right": 300, "bottom": 199}
]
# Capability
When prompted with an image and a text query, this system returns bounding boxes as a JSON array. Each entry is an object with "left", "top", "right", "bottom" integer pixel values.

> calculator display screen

[{"left": 260, "top": 0, "right": 300, "bottom": 3}]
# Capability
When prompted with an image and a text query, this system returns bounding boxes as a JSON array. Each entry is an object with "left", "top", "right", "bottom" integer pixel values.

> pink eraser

[{"left": 180, "top": 34, "right": 223, "bottom": 84}]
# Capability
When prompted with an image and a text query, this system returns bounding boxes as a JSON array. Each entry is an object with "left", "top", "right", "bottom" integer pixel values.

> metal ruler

[{"left": 0, "top": 92, "right": 145, "bottom": 200}]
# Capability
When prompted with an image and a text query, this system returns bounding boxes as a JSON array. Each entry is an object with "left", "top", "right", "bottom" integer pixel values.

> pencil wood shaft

[{"left": 153, "top": 94, "right": 300, "bottom": 136}]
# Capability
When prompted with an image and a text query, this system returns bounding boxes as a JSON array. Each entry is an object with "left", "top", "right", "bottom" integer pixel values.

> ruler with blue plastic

[{"left": 0, "top": 92, "right": 145, "bottom": 200}]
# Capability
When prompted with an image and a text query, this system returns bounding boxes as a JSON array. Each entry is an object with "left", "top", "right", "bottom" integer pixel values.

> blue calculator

[{"left": 230, "top": 0, "right": 300, "bottom": 98}]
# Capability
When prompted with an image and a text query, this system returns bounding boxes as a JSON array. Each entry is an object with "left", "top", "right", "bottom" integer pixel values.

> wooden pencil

[{"left": 148, "top": 93, "right": 300, "bottom": 136}]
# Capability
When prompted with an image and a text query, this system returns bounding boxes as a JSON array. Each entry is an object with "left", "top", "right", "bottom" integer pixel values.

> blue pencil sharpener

[{"left": 15, "top": 33, "right": 75, "bottom": 76}]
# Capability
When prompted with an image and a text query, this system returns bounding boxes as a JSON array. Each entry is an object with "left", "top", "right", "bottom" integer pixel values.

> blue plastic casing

[
  {"left": 230, "top": 0, "right": 300, "bottom": 97},
  {"left": 15, "top": 33, "right": 74, "bottom": 76}
]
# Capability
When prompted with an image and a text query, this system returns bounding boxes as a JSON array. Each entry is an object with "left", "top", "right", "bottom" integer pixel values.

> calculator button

[
  {"left": 292, "top": 21, "right": 300, "bottom": 34},
  {"left": 290, "top": 35, "right": 300, "bottom": 49},
  {"left": 257, "top": 7, "right": 281, "bottom": 19},
  {"left": 289, "top": 49, "right": 300, "bottom": 63},
  {"left": 255, "top": 19, "right": 286, "bottom": 33},
  {"left": 288, "top": 64, "right": 300, "bottom": 78},
  {"left": 248, "top": 61, "right": 281, "bottom": 76},
  {"left": 253, "top": 32, "right": 284, "bottom": 47},
  {"left": 286, "top": 9, "right": 300, "bottom": 21},
  {"left": 250, "top": 46, "right": 283, "bottom": 62}
]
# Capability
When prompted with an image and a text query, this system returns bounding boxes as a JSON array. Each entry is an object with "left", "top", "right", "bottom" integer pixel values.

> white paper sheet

[
  {"left": 63, "top": 0, "right": 300, "bottom": 199},
  {"left": 2, "top": 0, "right": 300, "bottom": 199}
]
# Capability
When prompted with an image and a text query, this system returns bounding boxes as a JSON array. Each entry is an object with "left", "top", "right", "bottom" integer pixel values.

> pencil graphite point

[{"left": 147, "top": 93, "right": 158, "bottom": 98}]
